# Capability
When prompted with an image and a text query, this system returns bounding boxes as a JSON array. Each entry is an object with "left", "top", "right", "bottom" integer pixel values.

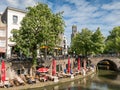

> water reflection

[
  {"left": 27, "top": 70, "right": 120, "bottom": 90},
  {"left": 91, "top": 82, "right": 108, "bottom": 90},
  {"left": 97, "top": 70, "right": 118, "bottom": 80}
]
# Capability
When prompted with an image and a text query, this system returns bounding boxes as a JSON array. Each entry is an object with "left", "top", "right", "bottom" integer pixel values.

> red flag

[
  {"left": 78, "top": 58, "right": 80, "bottom": 71},
  {"left": 52, "top": 59, "right": 56, "bottom": 76},
  {"left": 1, "top": 60, "right": 6, "bottom": 83},
  {"left": 67, "top": 57, "right": 71, "bottom": 73}
]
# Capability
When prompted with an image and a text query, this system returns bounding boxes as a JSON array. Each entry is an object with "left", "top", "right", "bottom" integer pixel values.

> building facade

[
  {"left": 63, "top": 36, "right": 68, "bottom": 55},
  {"left": 1, "top": 6, "right": 67, "bottom": 59},
  {"left": 1, "top": 7, "right": 26, "bottom": 58},
  {"left": 0, "top": 14, "right": 6, "bottom": 58}
]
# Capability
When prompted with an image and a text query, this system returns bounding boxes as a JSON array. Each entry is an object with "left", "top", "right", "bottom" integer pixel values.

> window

[
  {"left": 0, "top": 30, "right": 5, "bottom": 37},
  {"left": 64, "top": 45, "right": 66, "bottom": 49},
  {"left": 63, "top": 40, "right": 66, "bottom": 44},
  {"left": 13, "top": 15, "right": 18, "bottom": 24},
  {"left": 0, "top": 40, "right": 5, "bottom": 47}
]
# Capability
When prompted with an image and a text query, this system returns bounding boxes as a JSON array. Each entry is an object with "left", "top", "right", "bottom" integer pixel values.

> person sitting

[
  {"left": 4, "top": 77, "right": 13, "bottom": 88},
  {"left": 19, "top": 74, "right": 27, "bottom": 83},
  {"left": 27, "top": 76, "right": 36, "bottom": 84}
]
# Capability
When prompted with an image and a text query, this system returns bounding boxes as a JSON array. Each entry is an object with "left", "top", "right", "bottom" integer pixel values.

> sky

[{"left": 0, "top": 0, "right": 120, "bottom": 45}]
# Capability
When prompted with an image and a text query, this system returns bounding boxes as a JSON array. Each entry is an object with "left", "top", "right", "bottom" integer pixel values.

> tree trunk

[
  {"left": 85, "top": 49, "right": 88, "bottom": 58},
  {"left": 44, "top": 47, "right": 47, "bottom": 60},
  {"left": 31, "top": 46, "right": 37, "bottom": 77},
  {"left": 29, "top": 66, "right": 36, "bottom": 77}
]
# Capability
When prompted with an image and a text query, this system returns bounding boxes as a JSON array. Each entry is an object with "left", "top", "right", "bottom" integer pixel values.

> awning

[
  {"left": 8, "top": 43, "right": 16, "bottom": 46},
  {"left": 40, "top": 46, "right": 48, "bottom": 49},
  {"left": 0, "top": 48, "right": 6, "bottom": 53}
]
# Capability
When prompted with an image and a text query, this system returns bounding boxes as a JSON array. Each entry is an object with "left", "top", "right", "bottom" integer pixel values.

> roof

[
  {"left": 1, "top": 7, "right": 26, "bottom": 24},
  {"left": 6, "top": 6, "right": 27, "bottom": 13}
]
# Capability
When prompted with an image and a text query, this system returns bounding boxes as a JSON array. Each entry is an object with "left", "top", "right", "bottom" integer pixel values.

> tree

[
  {"left": 40, "top": 11, "right": 65, "bottom": 59},
  {"left": 71, "top": 28, "right": 93, "bottom": 56},
  {"left": 71, "top": 27, "right": 105, "bottom": 57},
  {"left": 11, "top": 3, "right": 65, "bottom": 68},
  {"left": 105, "top": 26, "right": 120, "bottom": 55},
  {"left": 71, "top": 33, "right": 81, "bottom": 55},
  {"left": 91, "top": 27, "right": 105, "bottom": 54}
]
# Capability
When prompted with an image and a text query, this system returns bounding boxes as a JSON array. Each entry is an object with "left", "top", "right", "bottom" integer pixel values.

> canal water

[{"left": 29, "top": 70, "right": 120, "bottom": 90}]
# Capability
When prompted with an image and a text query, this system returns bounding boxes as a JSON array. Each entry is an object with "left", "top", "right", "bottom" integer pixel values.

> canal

[{"left": 29, "top": 70, "right": 120, "bottom": 90}]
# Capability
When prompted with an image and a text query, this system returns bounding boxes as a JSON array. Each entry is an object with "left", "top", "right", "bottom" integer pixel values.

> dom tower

[{"left": 71, "top": 25, "right": 77, "bottom": 41}]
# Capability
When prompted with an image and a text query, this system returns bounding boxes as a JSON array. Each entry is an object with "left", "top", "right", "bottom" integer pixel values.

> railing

[{"left": 89, "top": 54, "right": 119, "bottom": 58}]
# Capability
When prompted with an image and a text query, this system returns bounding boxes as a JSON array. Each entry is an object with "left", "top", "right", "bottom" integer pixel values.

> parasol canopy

[
  {"left": 67, "top": 57, "right": 71, "bottom": 73},
  {"left": 52, "top": 59, "right": 56, "bottom": 76},
  {"left": 1, "top": 60, "right": 6, "bottom": 83},
  {"left": 78, "top": 58, "right": 81, "bottom": 71},
  {"left": 84, "top": 60, "right": 86, "bottom": 70},
  {"left": 37, "top": 67, "right": 49, "bottom": 73}
]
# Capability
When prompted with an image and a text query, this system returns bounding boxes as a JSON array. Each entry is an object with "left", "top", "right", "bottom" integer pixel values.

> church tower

[{"left": 71, "top": 25, "right": 77, "bottom": 41}]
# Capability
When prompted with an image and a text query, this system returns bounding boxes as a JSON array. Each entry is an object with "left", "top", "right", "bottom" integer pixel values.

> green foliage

[
  {"left": 105, "top": 26, "right": 120, "bottom": 54},
  {"left": 71, "top": 27, "right": 105, "bottom": 56},
  {"left": 11, "top": 2, "right": 65, "bottom": 66},
  {"left": 71, "top": 28, "right": 93, "bottom": 56},
  {"left": 91, "top": 27, "right": 105, "bottom": 54}
]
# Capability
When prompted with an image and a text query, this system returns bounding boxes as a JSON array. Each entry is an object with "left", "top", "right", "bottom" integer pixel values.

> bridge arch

[
  {"left": 97, "top": 59, "right": 118, "bottom": 71},
  {"left": 90, "top": 57, "right": 120, "bottom": 71}
]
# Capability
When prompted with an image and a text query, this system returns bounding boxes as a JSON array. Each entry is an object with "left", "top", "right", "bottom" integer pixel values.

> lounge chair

[
  {"left": 61, "top": 72, "right": 74, "bottom": 79},
  {"left": 20, "top": 74, "right": 27, "bottom": 83},
  {"left": 31, "top": 77, "right": 36, "bottom": 83},
  {"left": 56, "top": 72, "right": 64, "bottom": 79},
  {"left": 0, "top": 82, "right": 4, "bottom": 88},
  {"left": 39, "top": 75, "right": 48, "bottom": 82},
  {"left": 4, "top": 77, "right": 13, "bottom": 88},
  {"left": 15, "top": 75, "right": 25, "bottom": 85},
  {"left": 27, "top": 76, "right": 36, "bottom": 84},
  {"left": 46, "top": 74, "right": 59, "bottom": 82},
  {"left": 53, "top": 76, "right": 59, "bottom": 82}
]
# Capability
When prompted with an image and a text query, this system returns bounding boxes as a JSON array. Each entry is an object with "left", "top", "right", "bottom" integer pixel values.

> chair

[
  {"left": 0, "top": 82, "right": 4, "bottom": 88},
  {"left": 15, "top": 75, "right": 25, "bottom": 85},
  {"left": 46, "top": 74, "right": 59, "bottom": 82},
  {"left": 4, "top": 78, "right": 13, "bottom": 88}
]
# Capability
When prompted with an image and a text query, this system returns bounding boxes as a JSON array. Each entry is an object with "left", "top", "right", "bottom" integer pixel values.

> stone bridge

[
  {"left": 89, "top": 57, "right": 120, "bottom": 71},
  {"left": 44, "top": 57, "right": 120, "bottom": 71}
]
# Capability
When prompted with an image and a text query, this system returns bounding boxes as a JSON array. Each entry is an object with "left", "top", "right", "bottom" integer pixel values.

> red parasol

[
  {"left": 84, "top": 60, "right": 86, "bottom": 70},
  {"left": 78, "top": 58, "right": 80, "bottom": 71},
  {"left": 37, "top": 67, "right": 49, "bottom": 73},
  {"left": 67, "top": 57, "right": 71, "bottom": 73},
  {"left": 1, "top": 60, "right": 6, "bottom": 83},
  {"left": 52, "top": 59, "right": 56, "bottom": 76}
]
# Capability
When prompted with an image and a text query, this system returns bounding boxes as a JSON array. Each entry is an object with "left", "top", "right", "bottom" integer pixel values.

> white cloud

[
  {"left": 1, "top": 0, "right": 120, "bottom": 45},
  {"left": 53, "top": 0, "right": 120, "bottom": 45},
  {"left": 55, "top": 4, "right": 73, "bottom": 15},
  {"left": 65, "top": 0, "right": 89, "bottom": 6},
  {"left": 102, "top": 1, "right": 120, "bottom": 10},
  {"left": 6, "top": 0, "right": 19, "bottom": 7},
  {"left": 101, "top": 1, "right": 120, "bottom": 26},
  {"left": 21, "top": 0, "right": 36, "bottom": 8},
  {"left": 5, "top": 0, "right": 37, "bottom": 10}
]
